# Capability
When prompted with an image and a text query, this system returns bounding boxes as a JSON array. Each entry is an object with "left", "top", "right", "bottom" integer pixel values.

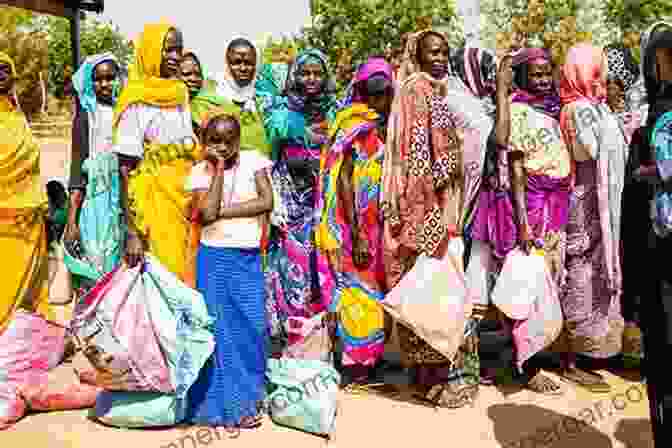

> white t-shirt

[{"left": 186, "top": 150, "right": 272, "bottom": 248}]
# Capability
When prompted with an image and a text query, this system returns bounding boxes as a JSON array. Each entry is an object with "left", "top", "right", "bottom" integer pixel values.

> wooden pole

[{"left": 70, "top": 6, "right": 80, "bottom": 70}]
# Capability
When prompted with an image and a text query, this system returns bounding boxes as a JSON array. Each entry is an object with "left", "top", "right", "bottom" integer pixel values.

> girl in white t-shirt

[{"left": 184, "top": 112, "right": 273, "bottom": 430}]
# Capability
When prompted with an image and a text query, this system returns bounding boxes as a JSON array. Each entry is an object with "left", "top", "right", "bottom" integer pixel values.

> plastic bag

[
  {"left": 69, "top": 264, "right": 172, "bottom": 392},
  {"left": 92, "top": 391, "right": 185, "bottom": 428},
  {"left": 0, "top": 312, "right": 66, "bottom": 430},
  {"left": 0, "top": 311, "right": 66, "bottom": 386},
  {"left": 491, "top": 248, "right": 546, "bottom": 320},
  {"left": 70, "top": 255, "right": 215, "bottom": 398},
  {"left": 0, "top": 384, "right": 26, "bottom": 431},
  {"left": 282, "top": 312, "right": 332, "bottom": 362},
  {"left": 266, "top": 358, "right": 339, "bottom": 438},
  {"left": 382, "top": 239, "right": 472, "bottom": 363}
]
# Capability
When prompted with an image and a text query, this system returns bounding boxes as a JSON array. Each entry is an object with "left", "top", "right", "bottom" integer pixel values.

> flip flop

[
  {"left": 560, "top": 369, "right": 611, "bottom": 393},
  {"left": 237, "top": 415, "right": 262, "bottom": 430}
]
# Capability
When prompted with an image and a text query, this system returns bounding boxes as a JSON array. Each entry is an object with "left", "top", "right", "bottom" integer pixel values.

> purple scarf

[
  {"left": 511, "top": 48, "right": 561, "bottom": 119},
  {"left": 471, "top": 174, "right": 570, "bottom": 259}
]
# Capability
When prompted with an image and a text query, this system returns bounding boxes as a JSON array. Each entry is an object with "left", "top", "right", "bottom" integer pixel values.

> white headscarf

[{"left": 215, "top": 37, "right": 262, "bottom": 113}]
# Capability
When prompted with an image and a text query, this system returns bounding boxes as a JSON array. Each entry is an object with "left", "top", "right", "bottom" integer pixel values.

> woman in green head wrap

[{"left": 181, "top": 49, "right": 269, "bottom": 154}]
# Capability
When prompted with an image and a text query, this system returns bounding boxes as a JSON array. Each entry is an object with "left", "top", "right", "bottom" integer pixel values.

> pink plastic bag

[
  {"left": 0, "top": 384, "right": 26, "bottom": 431},
  {"left": 19, "top": 365, "right": 101, "bottom": 412},
  {"left": 0, "top": 311, "right": 66, "bottom": 387}
]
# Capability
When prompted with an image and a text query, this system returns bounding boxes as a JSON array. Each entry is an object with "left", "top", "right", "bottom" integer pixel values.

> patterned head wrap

[
  {"left": 285, "top": 48, "right": 337, "bottom": 117},
  {"left": 605, "top": 45, "right": 639, "bottom": 92}
]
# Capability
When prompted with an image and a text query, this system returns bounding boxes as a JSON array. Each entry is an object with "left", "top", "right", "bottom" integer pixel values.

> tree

[
  {"left": 261, "top": 35, "right": 298, "bottom": 65},
  {"left": 602, "top": 0, "right": 672, "bottom": 62},
  {"left": 484, "top": 0, "right": 593, "bottom": 64},
  {"left": 41, "top": 15, "right": 132, "bottom": 97},
  {"left": 300, "top": 0, "right": 460, "bottom": 91},
  {"left": 0, "top": 7, "right": 49, "bottom": 120}
]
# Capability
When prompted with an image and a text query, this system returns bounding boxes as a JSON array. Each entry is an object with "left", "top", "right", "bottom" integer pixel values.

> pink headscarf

[{"left": 559, "top": 43, "right": 607, "bottom": 106}]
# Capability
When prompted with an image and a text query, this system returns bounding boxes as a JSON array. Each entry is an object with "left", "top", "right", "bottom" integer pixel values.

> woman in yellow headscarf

[
  {"left": 0, "top": 51, "right": 54, "bottom": 332},
  {"left": 113, "top": 23, "right": 199, "bottom": 280}
]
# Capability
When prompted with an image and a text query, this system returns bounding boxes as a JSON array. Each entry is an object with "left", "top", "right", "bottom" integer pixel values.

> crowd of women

[{"left": 1, "top": 17, "right": 671, "bottom": 444}]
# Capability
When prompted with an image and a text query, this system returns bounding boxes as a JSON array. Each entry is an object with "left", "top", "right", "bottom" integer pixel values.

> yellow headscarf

[
  {"left": 113, "top": 23, "right": 188, "bottom": 125},
  {"left": 0, "top": 51, "right": 17, "bottom": 77},
  {"left": 0, "top": 51, "right": 18, "bottom": 112}
]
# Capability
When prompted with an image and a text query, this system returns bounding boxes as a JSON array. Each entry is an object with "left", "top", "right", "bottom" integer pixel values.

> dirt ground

[{"left": 20, "top": 141, "right": 654, "bottom": 448}]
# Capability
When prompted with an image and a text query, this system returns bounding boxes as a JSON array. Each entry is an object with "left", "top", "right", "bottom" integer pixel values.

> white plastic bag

[
  {"left": 491, "top": 248, "right": 546, "bottom": 320},
  {"left": 382, "top": 239, "right": 472, "bottom": 363}
]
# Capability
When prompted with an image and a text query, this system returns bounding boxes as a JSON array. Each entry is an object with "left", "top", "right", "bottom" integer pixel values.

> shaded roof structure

[{"left": 0, "top": 0, "right": 103, "bottom": 17}]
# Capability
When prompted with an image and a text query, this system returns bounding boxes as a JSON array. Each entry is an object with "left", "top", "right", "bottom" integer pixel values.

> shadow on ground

[{"left": 488, "top": 403, "right": 614, "bottom": 448}]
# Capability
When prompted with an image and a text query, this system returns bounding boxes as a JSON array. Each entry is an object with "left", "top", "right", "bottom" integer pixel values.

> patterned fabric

[
  {"left": 653, "top": 112, "right": 672, "bottom": 235},
  {"left": 381, "top": 30, "right": 476, "bottom": 377},
  {"left": 560, "top": 46, "right": 628, "bottom": 357},
  {"left": 285, "top": 49, "right": 337, "bottom": 119},
  {"left": 561, "top": 161, "right": 625, "bottom": 358},
  {"left": 185, "top": 246, "right": 267, "bottom": 426},
  {"left": 560, "top": 45, "right": 628, "bottom": 304},
  {"left": 262, "top": 52, "right": 337, "bottom": 345},
  {"left": 396, "top": 320, "right": 479, "bottom": 386},
  {"left": 381, "top": 29, "right": 461, "bottom": 288},
  {"left": 315, "top": 101, "right": 387, "bottom": 367},
  {"left": 605, "top": 45, "right": 639, "bottom": 92}
]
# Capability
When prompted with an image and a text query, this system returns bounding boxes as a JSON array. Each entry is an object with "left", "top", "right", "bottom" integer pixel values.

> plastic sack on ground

[
  {"left": 92, "top": 391, "right": 185, "bottom": 428},
  {"left": 20, "top": 364, "right": 101, "bottom": 411},
  {"left": 266, "top": 358, "right": 339, "bottom": 438},
  {"left": 69, "top": 255, "right": 214, "bottom": 396},
  {"left": 0, "top": 311, "right": 66, "bottom": 387},
  {"left": 0, "top": 384, "right": 26, "bottom": 430}
]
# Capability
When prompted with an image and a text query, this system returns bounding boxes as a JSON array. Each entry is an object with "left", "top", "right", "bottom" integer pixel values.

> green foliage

[
  {"left": 261, "top": 36, "right": 298, "bottom": 64},
  {"left": 0, "top": 7, "right": 48, "bottom": 120},
  {"left": 43, "top": 15, "right": 132, "bottom": 97},
  {"left": 603, "top": 0, "right": 672, "bottom": 33},
  {"left": 300, "top": 0, "right": 458, "bottom": 91}
]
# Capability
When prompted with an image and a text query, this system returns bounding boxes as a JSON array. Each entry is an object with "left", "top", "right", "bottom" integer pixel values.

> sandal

[
  {"left": 526, "top": 372, "right": 563, "bottom": 396},
  {"left": 560, "top": 368, "right": 611, "bottom": 393},
  {"left": 238, "top": 415, "right": 262, "bottom": 429},
  {"left": 414, "top": 384, "right": 479, "bottom": 409}
]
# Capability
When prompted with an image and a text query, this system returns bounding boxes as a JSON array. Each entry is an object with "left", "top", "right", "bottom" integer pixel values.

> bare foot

[{"left": 526, "top": 372, "right": 563, "bottom": 395}]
